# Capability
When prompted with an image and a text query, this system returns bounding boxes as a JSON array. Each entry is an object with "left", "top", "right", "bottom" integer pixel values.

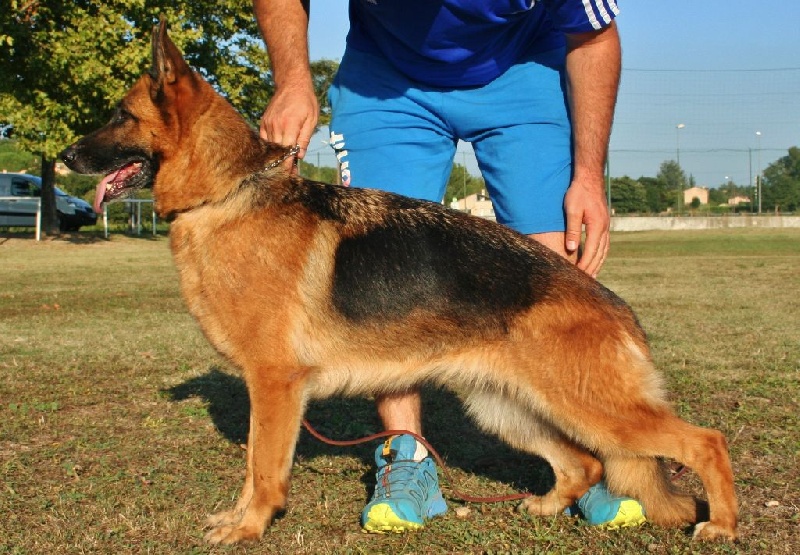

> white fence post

[
  {"left": 100, "top": 199, "right": 157, "bottom": 237},
  {"left": 34, "top": 198, "right": 41, "bottom": 241}
]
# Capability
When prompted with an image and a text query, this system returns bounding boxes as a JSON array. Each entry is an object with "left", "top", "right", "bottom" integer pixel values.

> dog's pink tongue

[{"left": 93, "top": 172, "right": 117, "bottom": 214}]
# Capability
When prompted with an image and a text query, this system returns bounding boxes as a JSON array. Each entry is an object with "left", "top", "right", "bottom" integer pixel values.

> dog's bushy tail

[{"left": 604, "top": 456, "right": 706, "bottom": 526}]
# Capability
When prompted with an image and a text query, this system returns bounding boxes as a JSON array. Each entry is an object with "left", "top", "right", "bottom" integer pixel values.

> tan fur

[{"left": 60, "top": 21, "right": 738, "bottom": 545}]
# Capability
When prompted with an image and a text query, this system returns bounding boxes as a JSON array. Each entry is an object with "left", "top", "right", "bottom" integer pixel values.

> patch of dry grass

[{"left": 1, "top": 228, "right": 798, "bottom": 554}]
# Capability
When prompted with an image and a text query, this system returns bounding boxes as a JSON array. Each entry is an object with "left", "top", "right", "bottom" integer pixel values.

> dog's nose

[{"left": 60, "top": 145, "right": 77, "bottom": 165}]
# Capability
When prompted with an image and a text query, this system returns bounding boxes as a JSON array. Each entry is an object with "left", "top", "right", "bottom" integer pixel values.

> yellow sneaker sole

[
  {"left": 603, "top": 499, "right": 647, "bottom": 530},
  {"left": 362, "top": 503, "right": 424, "bottom": 534}
]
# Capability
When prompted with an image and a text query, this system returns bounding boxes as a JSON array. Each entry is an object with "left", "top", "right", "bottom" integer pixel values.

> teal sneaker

[
  {"left": 361, "top": 435, "right": 447, "bottom": 533},
  {"left": 566, "top": 481, "right": 646, "bottom": 529}
]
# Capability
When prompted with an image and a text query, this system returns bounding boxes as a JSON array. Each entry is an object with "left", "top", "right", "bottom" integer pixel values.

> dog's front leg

[
  {"left": 205, "top": 413, "right": 256, "bottom": 529},
  {"left": 205, "top": 369, "right": 307, "bottom": 545}
]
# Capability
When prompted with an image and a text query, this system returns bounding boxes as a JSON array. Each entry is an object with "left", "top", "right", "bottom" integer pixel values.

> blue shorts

[{"left": 327, "top": 46, "right": 572, "bottom": 235}]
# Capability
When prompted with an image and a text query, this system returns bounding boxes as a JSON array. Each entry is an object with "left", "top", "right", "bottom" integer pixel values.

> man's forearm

[
  {"left": 565, "top": 22, "right": 621, "bottom": 186},
  {"left": 253, "top": 0, "right": 312, "bottom": 89}
]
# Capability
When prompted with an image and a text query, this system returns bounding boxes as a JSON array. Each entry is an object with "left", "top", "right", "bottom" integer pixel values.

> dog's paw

[
  {"left": 205, "top": 508, "right": 242, "bottom": 529},
  {"left": 517, "top": 495, "right": 564, "bottom": 516},
  {"left": 204, "top": 523, "right": 263, "bottom": 545},
  {"left": 692, "top": 521, "right": 737, "bottom": 542}
]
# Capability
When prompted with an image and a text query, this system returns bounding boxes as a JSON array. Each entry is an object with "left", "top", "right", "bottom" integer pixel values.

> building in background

[
  {"left": 684, "top": 186, "right": 709, "bottom": 205},
  {"left": 449, "top": 190, "right": 496, "bottom": 220}
]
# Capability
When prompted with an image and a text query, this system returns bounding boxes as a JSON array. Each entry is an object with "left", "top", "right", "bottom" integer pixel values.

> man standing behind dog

[{"left": 254, "top": 0, "right": 644, "bottom": 533}]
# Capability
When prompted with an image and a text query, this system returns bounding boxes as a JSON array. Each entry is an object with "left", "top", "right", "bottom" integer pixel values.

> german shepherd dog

[{"left": 60, "top": 21, "right": 738, "bottom": 545}]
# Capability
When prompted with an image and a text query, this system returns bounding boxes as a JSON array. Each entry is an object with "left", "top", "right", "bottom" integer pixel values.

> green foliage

[
  {"left": 0, "top": 139, "right": 37, "bottom": 172},
  {"left": 638, "top": 176, "right": 669, "bottom": 213},
  {"left": 58, "top": 170, "right": 100, "bottom": 200},
  {"left": 609, "top": 176, "right": 648, "bottom": 214},
  {"left": 708, "top": 186, "right": 729, "bottom": 206},
  {"left": 762, "top": 146, "right": 800, "bottom": 212},
  {"left": 298, "top": 159, "right": 338, "bottom": 183}
]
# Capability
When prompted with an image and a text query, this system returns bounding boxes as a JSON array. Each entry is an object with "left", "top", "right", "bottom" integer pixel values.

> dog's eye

[{"left": 111, "top": 108, "right": 135, "bottom": 125}]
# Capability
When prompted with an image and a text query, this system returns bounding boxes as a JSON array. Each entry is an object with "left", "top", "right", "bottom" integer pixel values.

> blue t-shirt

[{"left": 346, "top": 0, "right": 620, "bottom": 87}]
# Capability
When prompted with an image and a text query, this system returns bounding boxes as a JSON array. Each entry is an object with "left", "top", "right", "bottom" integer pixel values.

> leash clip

[{"left": 264, "top": 144, "right": 301, "bottom": 172}]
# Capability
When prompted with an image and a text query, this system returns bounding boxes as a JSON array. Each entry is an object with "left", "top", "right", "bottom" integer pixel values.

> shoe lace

[{"left": 375, "top": 458, "right": 436, "bottom": 507}]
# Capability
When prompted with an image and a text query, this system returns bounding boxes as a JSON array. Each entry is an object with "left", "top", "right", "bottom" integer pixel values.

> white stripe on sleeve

[
  {"left": 582, "top": 0, "right": 601, "bottom": 29},
  {"left": 582, "top": 0, "right": 619, "bottom": 30}
]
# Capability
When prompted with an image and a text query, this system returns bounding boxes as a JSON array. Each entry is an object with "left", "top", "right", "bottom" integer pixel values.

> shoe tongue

[{"left": 382, "top": 435, "right": 428, "bottom": 463}]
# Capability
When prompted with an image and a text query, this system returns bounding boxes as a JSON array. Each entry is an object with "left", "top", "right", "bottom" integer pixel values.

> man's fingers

[
  {"left": 577, "top": 227, "right": 609, "bottom": 277},
  {"left": 296, "top": 127, "right": 314, "bottom": 160},
  {"left": 564, "top": 208, "right": 583, "bottom": 255}
]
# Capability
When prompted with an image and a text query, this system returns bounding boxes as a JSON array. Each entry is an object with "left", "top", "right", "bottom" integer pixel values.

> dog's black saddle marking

[{"left": 331, "top": 204, "right": 552, "bottom": 329}]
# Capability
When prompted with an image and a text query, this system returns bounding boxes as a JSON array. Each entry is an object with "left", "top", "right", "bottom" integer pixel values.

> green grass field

[{"left": 1, "top": 228, "right": 798, "bottom": 554}]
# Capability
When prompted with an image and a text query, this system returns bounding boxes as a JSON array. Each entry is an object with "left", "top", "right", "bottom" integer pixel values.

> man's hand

[
  {"left": 564, "top": 175, "right": 610, "bottom": 278},
  {"left": 260, "top": 80, "right": 319, "bottom": 171}
]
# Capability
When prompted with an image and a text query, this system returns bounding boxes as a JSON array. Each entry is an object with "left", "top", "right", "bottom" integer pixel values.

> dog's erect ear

[{"left": 150, "top": 17, "right": 191, "bottom": 97}]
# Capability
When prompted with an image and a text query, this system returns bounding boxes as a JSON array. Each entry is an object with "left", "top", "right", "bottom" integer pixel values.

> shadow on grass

[
  {"left": 0, "top": 229, "right": 165, "bottom": 244},
  {"left": 165, "top": 366, "right": 555, "bottom": 500}
]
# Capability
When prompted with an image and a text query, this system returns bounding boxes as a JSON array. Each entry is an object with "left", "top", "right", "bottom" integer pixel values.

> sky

[{"left": 303, "top": 1, "right": 800, "bottom": 189}]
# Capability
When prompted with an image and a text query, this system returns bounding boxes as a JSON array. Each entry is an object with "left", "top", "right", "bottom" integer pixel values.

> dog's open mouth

[{"left": 94, "top": 161, "right": 145, "bottom": 213}]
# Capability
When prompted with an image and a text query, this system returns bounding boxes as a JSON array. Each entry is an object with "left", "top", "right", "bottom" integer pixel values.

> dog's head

[{"left": 60, "top": 19, "right": 211, "bottom": 215}]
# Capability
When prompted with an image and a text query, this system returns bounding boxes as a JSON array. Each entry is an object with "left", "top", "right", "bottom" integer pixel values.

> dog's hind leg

[
  {"left": 598, "top": 414, "right": 737, "bottom": 540},
  {"left": 538, "top": 357, "right": 737, "bottom": 539},
  {"left": 464, "top": 390, "right": 603, "bottom": 515},
  {"left": 204, "top": 368, "right": 308, "bottom": 545},
  {"left": 602, "top": 454, "right": 700, "bottom": 528}
]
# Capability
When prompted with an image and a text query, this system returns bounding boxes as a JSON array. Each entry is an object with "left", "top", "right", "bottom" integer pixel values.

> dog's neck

[{"left": 153, "top": 90, "right": 290, "bottom": 217}]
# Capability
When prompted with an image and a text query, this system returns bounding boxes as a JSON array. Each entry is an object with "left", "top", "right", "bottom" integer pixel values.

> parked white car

[{"left": 0, "top": 173, "right": 97, "bottom": 231}]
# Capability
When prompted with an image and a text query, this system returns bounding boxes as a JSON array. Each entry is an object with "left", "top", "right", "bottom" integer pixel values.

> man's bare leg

[
  {"left": 376, "top": 391, "right": 423, "bottom": 434},
  {"left": 362, "top": 392, "right": 446, "bottom": 532}
]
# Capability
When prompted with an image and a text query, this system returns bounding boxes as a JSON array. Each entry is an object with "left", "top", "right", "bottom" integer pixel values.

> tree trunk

[{"left": 39, "top": 154, "right": 59, "bottom": 236}]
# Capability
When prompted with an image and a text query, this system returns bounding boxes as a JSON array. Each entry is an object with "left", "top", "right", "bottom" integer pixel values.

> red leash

[
  {"left": 301, "top": 419, "right": 533, "bottom": 503},
  {"left": 301, "top": 419, "right": 688, "bottom": 504}
]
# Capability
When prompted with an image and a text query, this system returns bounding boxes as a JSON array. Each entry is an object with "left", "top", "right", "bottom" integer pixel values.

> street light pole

[{"left": 755, "top": 131, "right": 762, "bottom": 214}]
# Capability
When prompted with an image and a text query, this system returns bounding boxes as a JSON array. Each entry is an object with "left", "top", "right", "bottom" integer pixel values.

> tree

[
  {"left": 658, "top": 160, "right": 686, "bottom": 190},
  {"left": 708, "top": 186, "right": 728, "bottom": 206},
  {"left": 639, "top": 176, "right": 669, "bottom": 213},
  {"left": 444, "top": 162, "right": 485, "bottom": 205},
  {"left": 0, "top": 1, "right": 336, "bottom": 234},
  {"left": 310, "top": 59, "right": 338, "bottom": 129},
  {"left": 761, "top": 147, "right": 800, "bottom": 213},
  {"left": 609, "top": 176, "right": 647, "bottom": 214},
  {"left": 657, "top": 160, "right": 688, "bottom": 211}
]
